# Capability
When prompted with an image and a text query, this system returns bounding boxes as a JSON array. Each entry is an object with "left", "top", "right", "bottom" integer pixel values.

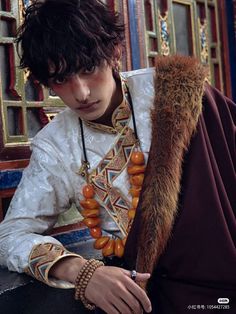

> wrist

[{"left": 49, "top": 256, "right": 87, "bottom": 283}]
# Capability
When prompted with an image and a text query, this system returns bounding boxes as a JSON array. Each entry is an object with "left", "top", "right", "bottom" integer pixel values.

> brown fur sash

[{"left": 136, "top": 55, "right": 208, "bottom": 278}]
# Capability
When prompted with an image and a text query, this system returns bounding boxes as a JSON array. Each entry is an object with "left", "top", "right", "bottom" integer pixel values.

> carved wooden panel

[
  {"left": 140, "top": 0, "right": 226, "bottom": 93},
  {"left": 0, "top": 0, "right": 233, "bottom": 162},
  {"left": 0, "top": 0, "right": 65, "bottom": 160}
]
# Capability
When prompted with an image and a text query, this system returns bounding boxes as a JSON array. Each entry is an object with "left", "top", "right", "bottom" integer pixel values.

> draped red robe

[{"left": 124, "top": 56, "right": 236, "bottom": 314}]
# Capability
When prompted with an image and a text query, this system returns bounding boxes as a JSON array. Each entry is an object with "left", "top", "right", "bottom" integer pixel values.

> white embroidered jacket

[{"left": 0, "top": 67, "right": 154, "bottom": 286}]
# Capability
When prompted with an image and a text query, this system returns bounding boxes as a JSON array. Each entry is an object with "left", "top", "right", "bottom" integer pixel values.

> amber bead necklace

[{"left": 78, "top": 86, "right": 146, "bottom": 258}]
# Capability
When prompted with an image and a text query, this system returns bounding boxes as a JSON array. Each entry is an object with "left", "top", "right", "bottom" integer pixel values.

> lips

[{"left": 77, "top": 100, "right": 99, "bottom": 111}]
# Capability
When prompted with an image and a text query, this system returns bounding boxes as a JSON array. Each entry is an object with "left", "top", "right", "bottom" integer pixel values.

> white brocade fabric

[{"left": 0, "top": 67, "right": 155, "bottom": 273}]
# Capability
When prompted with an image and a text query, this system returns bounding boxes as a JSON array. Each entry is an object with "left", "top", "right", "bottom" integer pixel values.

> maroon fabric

[{"left": 124, "top": 85, "right": 236, "bottom": 313}]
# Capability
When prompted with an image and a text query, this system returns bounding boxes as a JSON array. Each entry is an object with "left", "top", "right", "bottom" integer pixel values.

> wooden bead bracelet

[{"left": 74, "top": 258, "right": 104, "bottom": 310}]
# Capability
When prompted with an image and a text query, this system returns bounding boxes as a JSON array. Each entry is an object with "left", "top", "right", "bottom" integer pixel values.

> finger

[
  {"left": 136, "top": 273, "right": 151, "bottom": 281},
  {"left": 112, "top": 284, "right": 143, "bottom": 314},
  {"left": 120, "top": 292, "right": 143, "bottom": 314},
  {"left": 125, "top": 279, "right": 152, "bottom": 313},
  {"left": 112, "top": 282, "right": 143, "bottom": 314},
  {"left": 123, "top": 269, "right": 151, "bottom": 281},
  {"left": 102, "top": 303, "right": 120, "bottom": 314},
  {"left": 112, "top": 298, "right": 134, "bottom": 314}
]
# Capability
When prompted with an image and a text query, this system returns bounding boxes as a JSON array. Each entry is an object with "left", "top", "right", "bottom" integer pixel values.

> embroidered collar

[{"left": 82, "top": 76, "right": 131, "bottom": 134}]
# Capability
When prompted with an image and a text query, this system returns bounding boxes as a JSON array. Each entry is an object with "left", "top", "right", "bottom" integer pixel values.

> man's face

[{"left": 48, "top": 62, "right": 117, "bottom": 121}]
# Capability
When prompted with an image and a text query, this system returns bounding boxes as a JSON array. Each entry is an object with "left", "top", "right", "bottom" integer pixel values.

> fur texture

[{"left": 136, "top": 55, "right": 208, "bottom": 280}]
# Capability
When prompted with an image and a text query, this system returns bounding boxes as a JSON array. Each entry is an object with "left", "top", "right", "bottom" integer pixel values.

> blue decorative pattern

[
  {"left": 0, "top": 170, "right": 23, "bottom": 190},
  {"left": 128, "top": 0, "right": 141, "bottom": 69},
  {"left": 53, "top": 228, "right": 90, "bottom": 246},
  {"left": 160, "top": 13, "right": 170, "bottom": 56},
  {"left": 199, "top": 20, "right": 208, "bottom": 64}
]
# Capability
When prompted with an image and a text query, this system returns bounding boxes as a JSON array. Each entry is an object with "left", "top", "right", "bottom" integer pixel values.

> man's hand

[
  {"left": 49, "top": 257, "right": 152, "bottom": 314},
  {"left": 85, "top": 266, "right": 152, "bottom": 314}
]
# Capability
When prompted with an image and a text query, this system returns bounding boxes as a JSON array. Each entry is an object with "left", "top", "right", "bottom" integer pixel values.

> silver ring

[{"left": 131, "top": 270, "right": 137, "bottom": 281}]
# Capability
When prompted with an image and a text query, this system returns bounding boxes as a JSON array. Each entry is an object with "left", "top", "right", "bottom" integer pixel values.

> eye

[
  {"left": 53, "top": 76, "right": 67, "bottom": 85},
  {"left": 82, "top": 65, "right": 96, "bottom": 74}
]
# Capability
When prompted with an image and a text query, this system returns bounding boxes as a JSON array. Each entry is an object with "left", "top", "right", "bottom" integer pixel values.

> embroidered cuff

[{"left": 24, "top": 243, "right": 82, "bottom": 288}]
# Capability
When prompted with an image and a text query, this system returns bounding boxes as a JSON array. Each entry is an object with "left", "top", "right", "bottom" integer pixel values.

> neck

[{"left": 92, "top": 77, "right": 123, "bottom": 127}]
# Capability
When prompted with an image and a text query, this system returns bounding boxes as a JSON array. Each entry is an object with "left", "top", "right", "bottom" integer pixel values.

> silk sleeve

[{"left": 0, "top": 138, "right": 81, "bottom": 287}]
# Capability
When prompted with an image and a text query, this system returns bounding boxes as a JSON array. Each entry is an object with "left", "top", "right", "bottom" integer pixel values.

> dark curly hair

[{"left": 16, "top": 0, "right": 124, "bottom": 86}]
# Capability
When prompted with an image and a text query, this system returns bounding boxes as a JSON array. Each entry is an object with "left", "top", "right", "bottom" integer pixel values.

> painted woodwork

[
  {"left": 0, "top": 0, "right": 234, "bottom": 220},
  {"left": 140, "top": 0, "right": 227, "bottom": 94}
]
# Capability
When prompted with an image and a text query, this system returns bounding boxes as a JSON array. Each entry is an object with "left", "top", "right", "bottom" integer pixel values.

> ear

[{"left": 113, "top": 45, "right": 122, "bottom": 62}]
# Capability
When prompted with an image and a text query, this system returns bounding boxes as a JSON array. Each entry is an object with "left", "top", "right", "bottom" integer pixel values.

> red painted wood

[
  {"left": 210, "top": 6, "right": 217, "bottom": 42},
  {"left": 136, "top": 0, "right": 147, "bottom": 68},
  {"left": 0, "top": 189, "right": 16, "bottom": 222},
  {"left": 0, "top": 145, "right": 31, "bottom": 161},
  {"left": 122, "top": 0, "right": 132, "bottom": 70},
  {"left": 0, "top": 159, "right": 29, "bottom": 170},
  {"left": 6, "top": 0, "right": 11, "bottom": 11},
  {"left": 217, "top": 0, "right": 232, "bottom": 98},
  {"left": 0, "top": 188, "right": 16, "bottom": 198},
  {"left": 49, "top": 221, "right": 85, "bottom": 235}
]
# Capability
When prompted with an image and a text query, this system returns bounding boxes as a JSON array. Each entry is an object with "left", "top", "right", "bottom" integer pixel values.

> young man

[{"left": 0, "top": 0, "right": 235, "bottom": 313}]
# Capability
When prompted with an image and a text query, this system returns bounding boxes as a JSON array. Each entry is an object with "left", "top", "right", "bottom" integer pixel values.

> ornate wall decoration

[
  {"left": 0, "top": 0, "right": 64, "bottom": 160},
  {"left": 159, "top": 11, "right": 170, "bottom": 56},
  {"left": 198, "top": 19, "right": 208, "bottom": 64}
]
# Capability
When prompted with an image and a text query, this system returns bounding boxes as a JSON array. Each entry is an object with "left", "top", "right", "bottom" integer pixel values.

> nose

[{"left": 70, "top": 75, "right": 90, "bottom": 103}]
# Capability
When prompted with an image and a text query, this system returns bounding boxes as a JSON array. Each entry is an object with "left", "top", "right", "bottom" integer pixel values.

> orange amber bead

[
  {"left": 94, "top": 236, "right": 110, "bottom": 249},
  {"left": 114, "top": 239, "right": 124, "bottom": 258},
  {"left": 130, "top": 174, "right": 144, "bottom": 186},
  {"left": 102, "top": 239, "right": 115, "bottom": 256},
  {"left": 90, "top": 227, "right": 102, "bottom": 238},
  {"left": 132, "top": 197, "right": 139, "bottom": 209},
  {"left": 83, "top": 217, "right": 100, "bottom": 228},
  {"left": 127, "top": 165, "right": 145, "bottom": 175},
  {"left": 129, "top": 186, "right": 141, "bottom": 197},
  {"left": 81, "top": 209, "right": 99, "bottom": 218},
  {"left": 80, "top": 199, "right": 100, "bottom": 209},
  {"left": 130, "top": 151, "right": 145, "bottom": 165},
  {"left": 82, "top": 184, "right": 95, "bottom": 199}
]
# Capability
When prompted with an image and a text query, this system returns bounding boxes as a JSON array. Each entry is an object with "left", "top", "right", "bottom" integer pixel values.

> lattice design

[
  {"left": 95, "top": 128, "right": 133, "bottom": 175},
  {"left": 113, "top": 103, "right": 132, "bottom": 131},
  {"left": 92, "top": 177, "right": 130, "bottom": 236},
  {"left": 0, "top": 0, "right": 65, "bottom": 160}
]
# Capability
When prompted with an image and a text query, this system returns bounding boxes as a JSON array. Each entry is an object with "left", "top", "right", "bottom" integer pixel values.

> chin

[{"left": 79, "top": 111, "right": 105, "bottom": 122}]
